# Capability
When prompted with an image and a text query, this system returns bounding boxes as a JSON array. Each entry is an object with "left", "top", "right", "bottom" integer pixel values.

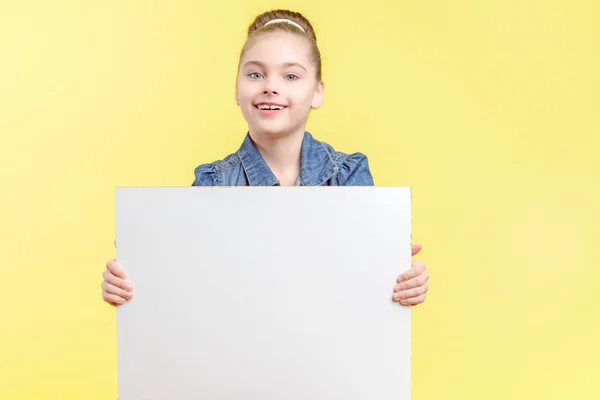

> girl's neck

[{"left": 249, "top": 128, "right": 304, "bottom": 187}]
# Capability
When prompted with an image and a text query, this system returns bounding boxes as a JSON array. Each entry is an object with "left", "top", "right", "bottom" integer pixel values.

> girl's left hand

[{"left": 393, "top": 244, "right": 429, "bottom": 306}]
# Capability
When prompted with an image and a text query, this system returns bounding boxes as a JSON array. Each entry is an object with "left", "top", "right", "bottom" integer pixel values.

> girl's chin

[{"left": 249, "top": 124, "right": 301, "bottom": 138}]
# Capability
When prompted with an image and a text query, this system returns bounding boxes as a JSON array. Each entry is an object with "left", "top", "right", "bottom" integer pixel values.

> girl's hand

[
  {"left": 393, "top": 244, "right": 429, "bottom": 306},
  {"left": 101, "top": 258, "right": 134, "bottom": 306}
]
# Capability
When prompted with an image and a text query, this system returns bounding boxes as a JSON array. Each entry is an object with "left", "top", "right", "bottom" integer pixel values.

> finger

[
  {"left": 393, "top": 282, "right": 429, "bottom": 301},
  {"left": 101, "top": 281, "right": 134, "bottom": 300},
  {"left": 102, "top": 291, "right": 127, "bottom": 306},
  {"left": 411, "top": 243, "right": 423, "bottom": 257},
  {"left": 397, "top": 261, "right": 426, "bottom": 283},
  {"left": 400, "top": 293, "right": 426, "bottom": 306},
  {"left": 395, "top": 271, "right": 429, "bottom": 291},
  {"left": 103, "top": 271, "right": 134, "bottom": 292},
  {"left": 397, "top": 268, "right": 417, "bottom": 283},
  {"left": 106, "top": 259, "right": 127, "bottom": 280}
]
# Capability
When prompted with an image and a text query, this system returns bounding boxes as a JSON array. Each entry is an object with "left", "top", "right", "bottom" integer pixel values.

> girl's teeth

[{"left": 258, "top": 105, "right": 284, "bottom": 110}]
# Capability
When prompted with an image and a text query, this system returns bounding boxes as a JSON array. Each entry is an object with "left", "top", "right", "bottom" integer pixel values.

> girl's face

[{"left": 236, "top": 32, "right": 324, "bottom": 138}]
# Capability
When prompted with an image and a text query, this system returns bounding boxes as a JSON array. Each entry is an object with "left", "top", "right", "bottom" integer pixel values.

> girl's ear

[{"left": 311, "top": 80, "right": 325, "bottom": 109}]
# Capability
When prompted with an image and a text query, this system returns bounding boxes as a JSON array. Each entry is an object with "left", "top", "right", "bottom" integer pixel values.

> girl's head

[{"left": 236, "top": 10, "right": 324, "bottom": 139}]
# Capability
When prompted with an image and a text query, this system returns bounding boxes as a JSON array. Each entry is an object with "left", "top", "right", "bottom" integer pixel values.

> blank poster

[{"left": 116, "top": 187, "right": 412, "bottom": 400}]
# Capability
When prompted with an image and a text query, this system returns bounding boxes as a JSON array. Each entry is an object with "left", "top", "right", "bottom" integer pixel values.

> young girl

[{"left": 101, "top": 9, "right": 430, "bottom": 307}]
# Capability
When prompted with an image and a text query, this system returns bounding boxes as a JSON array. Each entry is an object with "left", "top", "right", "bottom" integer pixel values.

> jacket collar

[{"left": 237, "top": 131, "right": 336, "bottom": 186}]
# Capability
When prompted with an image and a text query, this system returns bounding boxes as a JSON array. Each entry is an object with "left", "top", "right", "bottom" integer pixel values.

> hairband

[{"left": 264, "top": 18, "right": 306, "bottom": 32}]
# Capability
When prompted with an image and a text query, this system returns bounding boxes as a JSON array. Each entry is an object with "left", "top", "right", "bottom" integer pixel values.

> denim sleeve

[
  {"left": 336, "top": 153, "right": 375, "bottom": 186},
  {"left": 191, "top": 163, "right": 218, "bottom": 186}
]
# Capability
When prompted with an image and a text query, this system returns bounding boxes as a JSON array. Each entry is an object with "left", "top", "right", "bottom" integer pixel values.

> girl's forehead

[{"left": 242, "top": 33, "right": 312, "bottom": 64}]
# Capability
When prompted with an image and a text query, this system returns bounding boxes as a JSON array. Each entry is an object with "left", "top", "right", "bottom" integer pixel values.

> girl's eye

[
  {"left": 248, "top": 72, "right": 263, "bottom": 79},
  {"left": 285, "top": 74, "right": 299, "bottom": 81}
]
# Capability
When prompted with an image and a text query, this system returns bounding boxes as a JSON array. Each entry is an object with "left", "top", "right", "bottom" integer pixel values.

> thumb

[{"left": 412, "top": 243, "right": 423, "bottom": 257}]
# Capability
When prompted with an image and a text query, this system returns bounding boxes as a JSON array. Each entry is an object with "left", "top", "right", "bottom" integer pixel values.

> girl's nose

[{"left": 262, "top": 77, "right": 279, "bottom": 95}]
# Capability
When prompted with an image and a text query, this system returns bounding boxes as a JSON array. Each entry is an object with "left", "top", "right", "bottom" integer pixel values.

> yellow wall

[{"left": 1, "top": 0, "right": 598, "bottom": 398}]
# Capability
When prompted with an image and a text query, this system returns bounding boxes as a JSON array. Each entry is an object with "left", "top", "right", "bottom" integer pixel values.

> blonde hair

[{"left": 239, "top": 9, "right": 322, "bottom": 81}]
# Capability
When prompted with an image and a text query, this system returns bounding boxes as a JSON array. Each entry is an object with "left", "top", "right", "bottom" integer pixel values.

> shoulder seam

[{"left": 212, "top": 152, "right": 241, "bottom": 172}]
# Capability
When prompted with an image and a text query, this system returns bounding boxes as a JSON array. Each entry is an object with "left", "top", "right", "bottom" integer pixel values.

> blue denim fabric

[{"left": 192, "top": 132, "right": 374, "bottom": 186}]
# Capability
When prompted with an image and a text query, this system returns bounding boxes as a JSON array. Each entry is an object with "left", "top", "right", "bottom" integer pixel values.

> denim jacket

[{"left": 192, "top": 132, "right": 374, "bottom": 186}]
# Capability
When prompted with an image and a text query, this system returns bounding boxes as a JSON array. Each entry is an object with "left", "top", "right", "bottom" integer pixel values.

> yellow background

[{"left": 1, "top": 0, "right": 598, "bottom": 399}]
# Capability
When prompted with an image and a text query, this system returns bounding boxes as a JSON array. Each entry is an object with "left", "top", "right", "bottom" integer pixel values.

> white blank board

[{"left": 116, "top": 187, "right": 412, "bottom": 400}]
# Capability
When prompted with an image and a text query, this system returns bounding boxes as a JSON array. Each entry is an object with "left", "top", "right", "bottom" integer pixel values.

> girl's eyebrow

[{"left": 243, "top": 60, "right": 307, "bottom": 72}]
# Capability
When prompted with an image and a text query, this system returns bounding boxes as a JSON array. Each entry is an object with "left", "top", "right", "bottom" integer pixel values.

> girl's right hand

[{"left": 101, "top": 259, "right": 134, "bottom": 306}]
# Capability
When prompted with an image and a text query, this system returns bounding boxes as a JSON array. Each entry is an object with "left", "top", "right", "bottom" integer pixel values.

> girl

[{"left": 101, "top": 9, "right": 430, "bottom": 307}]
